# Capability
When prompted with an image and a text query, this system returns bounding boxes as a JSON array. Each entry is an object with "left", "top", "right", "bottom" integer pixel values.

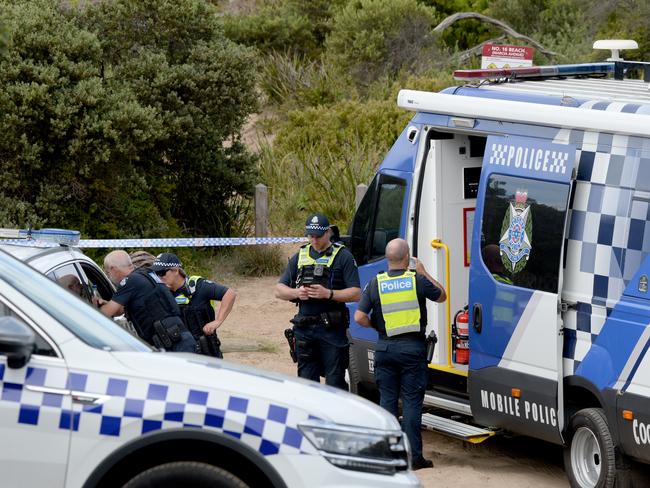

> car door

[
  {"left": 0, "top": 292, "right": 72, "bottom": 487},
  {"left": 467, "top": 135, "right": 575, "bottom": 444}
]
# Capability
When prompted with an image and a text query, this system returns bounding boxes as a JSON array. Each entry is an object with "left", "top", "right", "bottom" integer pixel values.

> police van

[
  {"left": 0, "top": 232, "right": 421, "bottom": 487},
  {"left": 345, "top": 40, "right": 650, "bottom": 487}
]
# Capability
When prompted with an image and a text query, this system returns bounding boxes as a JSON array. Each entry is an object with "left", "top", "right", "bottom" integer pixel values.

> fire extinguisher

[{"left": 454, "top": 308, "right": 470, "bottom": 365}]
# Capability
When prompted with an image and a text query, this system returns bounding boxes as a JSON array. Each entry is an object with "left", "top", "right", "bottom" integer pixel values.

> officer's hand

[
  {"left": 306, "top": 284, "right": 328, "bottom": 300},
  {"left": 296, "top": 286, "right": 310, "bottom": 301},
  {"left": 203, "top": 320, "right": 222, "bottom": 335}
]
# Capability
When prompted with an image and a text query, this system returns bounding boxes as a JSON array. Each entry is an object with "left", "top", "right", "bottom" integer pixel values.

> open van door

[{"left": 468, "top": 135, "right": 575, "bottom": 444}]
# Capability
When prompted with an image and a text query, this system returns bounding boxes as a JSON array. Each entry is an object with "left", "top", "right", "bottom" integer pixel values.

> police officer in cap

[
  {"left": 153, "top": 252, "right": 236, "bottom": 358},
  {"left": 276, "top": 213, "right": 361, "bottom": 390},
  {"left": 354, "top": 238, "right": 446, "bottom": 470},
  {"left": 100, "top": 250, "right": 198, "bottom": 353}
]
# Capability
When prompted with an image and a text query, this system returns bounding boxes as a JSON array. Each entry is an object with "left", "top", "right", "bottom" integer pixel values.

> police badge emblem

[{"left": 499, "top": 190, "right": 532, "bottom": 273}]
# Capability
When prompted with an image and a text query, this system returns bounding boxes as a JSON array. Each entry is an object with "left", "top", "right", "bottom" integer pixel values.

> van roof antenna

[{"left": 593, "top": 39, "right": 638, "bottom": 62}]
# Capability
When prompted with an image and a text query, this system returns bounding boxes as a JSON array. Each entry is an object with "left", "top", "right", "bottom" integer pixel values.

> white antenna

[{"left": 593, "top": 39, "right": 638, "bottom": 61}]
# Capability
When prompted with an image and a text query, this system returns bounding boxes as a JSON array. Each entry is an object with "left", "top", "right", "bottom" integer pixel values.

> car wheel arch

[{"left": 83, "top": 428, "right": 288, "bottom": 488}]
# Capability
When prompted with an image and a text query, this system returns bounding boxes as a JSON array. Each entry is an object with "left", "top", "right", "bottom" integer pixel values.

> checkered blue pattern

[
  {"left": 557, "top": 100, "right": 650, "bottom": 375},
  {"left": 0, "top": 363, "right": 316, "bottom": 456},
  {"left": 0, "top": 236, "right": 308, "bottom": 249}
]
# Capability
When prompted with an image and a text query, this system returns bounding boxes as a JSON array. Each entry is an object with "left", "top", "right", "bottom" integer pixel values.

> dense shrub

[
  {"left": 259, "top": 53, "right": 348, "bottom": 107},
  {"left": 0, "top": 0, "right": 258, "bottom": 238},
  {"left": 324, "top": 0, "right": 438, "bottom": 86},
  {"left": 220, "top": 0, "right": 346, "bottom": 58},
  {"left": 258, "top": 99, "right": 411, "bottom": 233}
]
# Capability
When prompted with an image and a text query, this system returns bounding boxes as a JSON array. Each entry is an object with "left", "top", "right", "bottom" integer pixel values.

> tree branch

[{"left": 433, "top": 12, "right": 558, "bottom": 58}]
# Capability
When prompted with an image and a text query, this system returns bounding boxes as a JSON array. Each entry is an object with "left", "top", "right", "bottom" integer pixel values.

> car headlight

[{"left": 298, "top": 419, "right": 410, "bottom": 475}]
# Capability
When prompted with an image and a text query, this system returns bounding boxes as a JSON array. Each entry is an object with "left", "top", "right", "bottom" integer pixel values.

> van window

[
  {"left": 480, "top": 174, "right": 569, "bottom": 293},
  {"left": 349, "top": 174, "right": 406, "bottom": 265}
]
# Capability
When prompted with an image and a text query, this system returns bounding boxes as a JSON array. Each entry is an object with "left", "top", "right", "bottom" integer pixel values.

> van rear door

[{"left": 467, "top": 135, "right": 574, "bottom": 444}]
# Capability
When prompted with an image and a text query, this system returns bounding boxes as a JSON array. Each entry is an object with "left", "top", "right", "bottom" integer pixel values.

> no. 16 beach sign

[{"left": 481, "top": 44, "right": 534, "bottom": 69}]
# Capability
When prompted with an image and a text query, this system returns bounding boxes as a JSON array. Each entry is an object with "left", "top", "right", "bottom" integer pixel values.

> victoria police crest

[{"left": 499, "top": 190, "right": 532, "bottom": 273}]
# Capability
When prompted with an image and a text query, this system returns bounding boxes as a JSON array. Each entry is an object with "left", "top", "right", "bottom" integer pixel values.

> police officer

[
  {"left": 100, "top": 250, "right": 198, "bottom": 353},
  {"left": 275, "top": 213, "right": 361, "bottom": 390},
  {"left": 354, "top": 238, "right": 446, "bottom": 470},
  {"left": 153, "top": 252, "right": 236, "bottom": 358}
]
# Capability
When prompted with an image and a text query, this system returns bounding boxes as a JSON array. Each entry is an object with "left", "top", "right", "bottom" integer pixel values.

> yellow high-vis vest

[{"left": 377, "top": 270, "right": 421, "bottom": 337}]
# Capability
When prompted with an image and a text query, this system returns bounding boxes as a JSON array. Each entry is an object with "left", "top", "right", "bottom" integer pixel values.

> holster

[
  {"left": 284, "top": 328, "right": 298, "bottom": 363},
  {"left": 198, "top": 334, "right": 223, "bottom": 358}
]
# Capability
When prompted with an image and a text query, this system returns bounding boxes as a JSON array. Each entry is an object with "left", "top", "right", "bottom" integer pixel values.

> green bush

[
  {"left": 0, "top": 0, "right": 258, "bottom": 238},
  {"left": 231, "top": 245, "right": 285, "bottom": 277},
  {"left": 219, "top": 0, "right": 347, "bottom": 58},
  {"left": 259, "top": 52, "right": 348, "bottom": 108},
  {"left": 221, "top": 7, "right": 319, "bottom": 57},
  {"left": 258, "top": 99, "right": 411, "bottom": 234},
  {"left": 325, "top": 0, "right": 438, "bottom": 86}
]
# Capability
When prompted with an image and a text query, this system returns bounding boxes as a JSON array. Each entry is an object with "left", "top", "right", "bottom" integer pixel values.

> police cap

[
  {"left": 151, "top": 252, "right": 183, "bottom": 273},
  {"left": 305, "top": 213, "right": 330, "bottom": 237}
]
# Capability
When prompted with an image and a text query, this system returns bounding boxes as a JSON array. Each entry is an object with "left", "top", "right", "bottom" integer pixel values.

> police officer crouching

[
  {"left": 152, "top": 253, "right": 236, "bottom": 358},
  {"left": 276, "top": 213, "right": 361, "bottom": 390},
  {"left": 354, "top": 239, "right": 446, "bottom": 471},
  {"left": 100, "top": 250, "right": 198, "bottom": 353}
]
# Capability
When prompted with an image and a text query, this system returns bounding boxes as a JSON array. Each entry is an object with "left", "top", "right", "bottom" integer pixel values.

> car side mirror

[{"left": 0, "top": 316, "right": 35, "bottom": 369}]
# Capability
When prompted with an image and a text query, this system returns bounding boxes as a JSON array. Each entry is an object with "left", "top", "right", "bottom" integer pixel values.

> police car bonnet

[{"left": 305, "top": 213, "right": 329, "bottom": 237}]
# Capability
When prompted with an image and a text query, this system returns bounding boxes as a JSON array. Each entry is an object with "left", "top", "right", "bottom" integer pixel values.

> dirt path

[{"left": 219, "top": 275, "right": 568, "bottom": 487}]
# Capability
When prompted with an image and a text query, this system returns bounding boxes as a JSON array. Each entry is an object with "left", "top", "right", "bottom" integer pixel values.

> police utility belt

[
  {"left": 290, "top": 309, "right": 348, "bottom": 330},
  {"left": 151, "top": 316, "right": 185, "bottom": 350}
]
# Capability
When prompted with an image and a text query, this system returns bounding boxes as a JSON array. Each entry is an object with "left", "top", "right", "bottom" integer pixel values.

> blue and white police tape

[{"left": 0, "top": 236, "right": 307, "bottom": 248}]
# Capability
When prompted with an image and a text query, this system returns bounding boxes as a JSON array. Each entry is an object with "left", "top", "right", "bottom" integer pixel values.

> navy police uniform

[
  {"left": 357, "top": 268, "right": 441, "bottom": 466},
  {"left": 279, "top": 239, "right": 360, "bottom": 390},
  {"left": 112, "top": 268, "right": 198, "bottom": 352},
  {"left": 174, "top": 276, "right": 229, "bottom": 358}
]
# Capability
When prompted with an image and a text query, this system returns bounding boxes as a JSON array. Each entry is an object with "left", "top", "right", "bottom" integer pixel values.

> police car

[
  {"left": 0, "top": 229, "right": 115, "bottom": 306},
  {"left": 0, "top": 232, "right": 421, "bottom": 487}
]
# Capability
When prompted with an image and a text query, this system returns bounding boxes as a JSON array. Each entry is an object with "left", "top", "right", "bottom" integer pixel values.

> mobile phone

[{"left": 409, "top": 257, "right": 416, "bottom": 269}]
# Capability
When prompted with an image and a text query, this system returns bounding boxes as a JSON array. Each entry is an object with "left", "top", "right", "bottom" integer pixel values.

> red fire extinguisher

[{"left": 455, "top": 309, "right": 470, "bottom": 365}]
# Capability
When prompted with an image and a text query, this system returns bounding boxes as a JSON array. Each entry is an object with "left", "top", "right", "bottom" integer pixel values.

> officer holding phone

[{"left": 275, "top": 213, "right": 361, "bottom": 390}]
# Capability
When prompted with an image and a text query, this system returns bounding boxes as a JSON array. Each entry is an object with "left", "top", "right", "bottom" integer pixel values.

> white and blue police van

[
  {"left": 345, "top": 40, "right": 650, "bottom": 487},
  {"left": 0, "top": 230, "right": 421, "bottom": 487}
]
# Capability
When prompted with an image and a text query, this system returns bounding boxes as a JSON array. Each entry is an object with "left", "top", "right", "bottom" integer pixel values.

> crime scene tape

[
  {"left": 0, "top": 235, "right": 307, "bottom": 248},
  {"left": 76, "top": 236, "right": 307, "bottom": 248}
]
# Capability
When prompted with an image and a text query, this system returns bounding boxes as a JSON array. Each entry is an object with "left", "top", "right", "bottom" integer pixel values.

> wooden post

[
  {"left": 255, "top": 183, "right": 268, "bottom": 237},
  {"left": 355, "top": 183, "right": 368, "bottom": 210}
]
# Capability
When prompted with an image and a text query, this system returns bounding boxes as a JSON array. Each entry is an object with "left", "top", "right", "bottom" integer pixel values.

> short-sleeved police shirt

[
  {"left": 174, "top": 278, "right": 229, "bottom": 310},
  {"left": 112, "top": 270, "right": 181, "bottom": 340},
  {"left": 357, "top": 269, "right": 441, "bottom": 340},
  {"left": 279, "top": 244, "right": 360, "bottom": 316}
]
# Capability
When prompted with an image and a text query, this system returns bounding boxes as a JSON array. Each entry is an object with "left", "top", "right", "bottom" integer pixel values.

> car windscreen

[{"left": 0, "top": 249, "right": 151, "bottom": 352}]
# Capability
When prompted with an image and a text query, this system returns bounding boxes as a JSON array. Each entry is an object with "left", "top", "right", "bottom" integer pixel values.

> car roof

[{"left": 0, "top": 243, "right": 85, "bottom": 264}]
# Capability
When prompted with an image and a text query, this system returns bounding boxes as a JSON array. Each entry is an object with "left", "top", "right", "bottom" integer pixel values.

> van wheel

[
  {"left": 123, "top": 461, "right": 249, "bottom": 488},
  {"left": 564, "top": 408, "right": 616, "bottom": 488},
  {"left": 348, "top": 347, "right": 363, "bottom": 395}
]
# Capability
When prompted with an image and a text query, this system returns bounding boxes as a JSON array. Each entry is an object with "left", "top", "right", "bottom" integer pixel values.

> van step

[
  {"left": 421, "top": 413, "right": 495, "bottom": 444},
  {"left": 424, "top": 392, "right": 471, "bottom": 415}
]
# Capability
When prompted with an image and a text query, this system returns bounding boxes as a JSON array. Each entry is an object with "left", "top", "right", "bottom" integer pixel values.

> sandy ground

[{"left": 217, "top": 272, "right": 569, "bottom": 487}]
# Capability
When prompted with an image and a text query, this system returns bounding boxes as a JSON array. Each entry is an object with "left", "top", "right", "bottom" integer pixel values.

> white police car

[
  {"left": 0, "top": 244, "right": 421, "bottom": 487},
  {"left": 0, "top": 233, "right": 115, "bottom": 306}
]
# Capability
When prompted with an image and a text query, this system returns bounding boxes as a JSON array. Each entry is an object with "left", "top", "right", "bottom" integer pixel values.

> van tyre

[
  {"left": 123, "top": 461, "right": 249, "bottom": 488},
  {"left": 348, "top": 347, "right": 363, "bottom": 395},
  {"left": 564, "top": 408, "right": 616, "bottom": 488}
]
